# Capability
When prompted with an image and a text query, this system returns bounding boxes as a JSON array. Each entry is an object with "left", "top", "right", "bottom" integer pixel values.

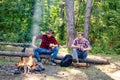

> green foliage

[
  {"left": 0, "top": 0, "right": 33, "bottom": 42},
  {"left": 74, "top": 0, "right": 120, "bottom": 54},
  {"left": 0, "top": 0, "right": 120, "bottom": 54}
]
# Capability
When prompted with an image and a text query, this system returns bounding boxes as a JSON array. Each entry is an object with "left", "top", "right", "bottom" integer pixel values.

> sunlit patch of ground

[{"left": 92, "top": 54, "right": 120, "bottom": 80}]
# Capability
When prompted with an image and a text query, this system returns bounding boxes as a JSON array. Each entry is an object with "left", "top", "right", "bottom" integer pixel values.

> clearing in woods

[{"left": 0, "top": 47, "right": 120, "bottom": 80}]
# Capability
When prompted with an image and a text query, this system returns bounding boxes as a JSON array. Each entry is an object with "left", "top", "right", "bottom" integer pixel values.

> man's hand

[
  {"left": 49, "top": 43, "right": 54, "bottom": 47},
  {"left": 77, "top": 46, "right": 81, "bottom": 49},
  {"left": 78, "top": 46, "right": 86, "bottom": 51},
  {"left": 81, "top": 47, "right": 92, "bottom": 51},
  {"left": 32, "top": 44, "right": 37, "bottom": 48},
  {"left": 50, "top": 43, "right": 58, "bottom": 48},
  {"left": 81, "top": 48, "right": 86, "bottom": 51},
  {"left": 71, "top": 45, "right": 80, "bottom": 49}
]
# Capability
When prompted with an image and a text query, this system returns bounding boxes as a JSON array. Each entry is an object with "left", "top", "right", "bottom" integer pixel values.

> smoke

[
  {"left": 31, "top": 24, "right": 39, "bottom": 36},
  {"left": 31, "top": 0, "right": 43, "bottom": 36}
]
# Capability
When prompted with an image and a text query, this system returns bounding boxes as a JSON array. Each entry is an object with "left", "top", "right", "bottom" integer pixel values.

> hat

[{"left": 46, "top": 30, "right": 54, "bottom": 34}]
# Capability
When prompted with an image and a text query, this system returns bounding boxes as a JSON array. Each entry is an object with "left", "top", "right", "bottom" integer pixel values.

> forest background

[{"left": 0, "top": 0, "right": 120, "bottom": 54}]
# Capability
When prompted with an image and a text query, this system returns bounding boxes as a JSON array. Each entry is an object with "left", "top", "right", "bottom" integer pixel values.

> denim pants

[
  {"left": 34, "top": 47, "right": 59, "bottom": 62},
  {"left": 72, "top": 48, "right": 88, "bottom": 61}
]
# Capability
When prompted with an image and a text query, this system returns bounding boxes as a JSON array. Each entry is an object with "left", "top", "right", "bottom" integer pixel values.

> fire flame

[
  {"left": 26, "top": 55, "right": 36, "bottom": 69},
  {"left": 16, "top": 57, "right": 26, "bottom": 66},
  {"left": 16, "top": 55, "right": 36, "bottom": 69},
  {"left": 27, "top": 55, "right": 34, "bottom": 66}
]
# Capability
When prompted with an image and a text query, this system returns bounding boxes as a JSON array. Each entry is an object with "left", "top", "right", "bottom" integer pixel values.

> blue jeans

[
  {"left": 72, "top": 48, "right": 87, "bottom": 61},
  {"left": 34, "top": 47, "right": 59, "bottom": 62}
]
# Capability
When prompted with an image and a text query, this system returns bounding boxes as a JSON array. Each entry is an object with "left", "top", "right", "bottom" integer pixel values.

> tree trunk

[
  {"left": 65, "top": 0, "right": 76, "bottom": 48},
  {"left": 84, "top": 0, "right": 92, "bottom": 39},
  {"left": 59, "top": 2, "right": 65, "bottom": 41}
]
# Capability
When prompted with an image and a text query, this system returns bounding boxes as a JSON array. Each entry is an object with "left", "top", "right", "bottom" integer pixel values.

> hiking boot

[
  {"left": 50, "top": 61, "right": 56, "bottom": 66},
  {"left": 73, "top": 59, "right": 79, "bottom": 63},
  {"left": 86, "top": 63, "right": 90, "bottom": 68},
  {"left": 37, "top": 62, "right": 45, "bottom": 71}
]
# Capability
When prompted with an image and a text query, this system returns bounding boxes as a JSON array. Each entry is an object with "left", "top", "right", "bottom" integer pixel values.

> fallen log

[
  {"left": 79, "top": 58, "right": 110, "bottom": 65},
  {"left": 55, "top": 56, "right": 110, "bottom": 65},
  {"left": 0, "top": 50, "right": 110, "bottom": 64},
  {"left": 53, "top": 60, "right": 90, "bottom": 67},
  {"left": 71, "top": 62, "right": 90, "bottom": 67},
  {"left": 0, "top": 51, "right": 32, "bottom": 57},
  {"left": 0, "top": 42, "right": 31, "bottom": 47},
  {"left": 0, "top": 50, "right": 61, "bottom": 59}
]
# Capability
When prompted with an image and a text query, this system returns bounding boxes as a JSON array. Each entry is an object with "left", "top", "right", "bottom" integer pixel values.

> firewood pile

[{"left": 15, "top": 56, "right": 45, "bottom": 74}]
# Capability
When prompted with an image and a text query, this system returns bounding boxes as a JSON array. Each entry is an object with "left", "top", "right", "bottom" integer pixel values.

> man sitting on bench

[{"left": 32, "top": 30, "right": 59, "bottom": 69}]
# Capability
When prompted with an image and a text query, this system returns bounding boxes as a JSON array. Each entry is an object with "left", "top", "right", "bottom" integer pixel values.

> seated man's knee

[
  {"left": 53, "top": 47, "right": 59, "bottom": 51},
  {"left": 33, "top": 48, "right": 39, "bottom": 56},
  {"left": 73, "top": 48, "right": 77, "bottom": 52},
  {"left": 83, "top": 51, "right": 88, "bottom": 57},
  {"left": 33, "top": 48, "right": 39, "bottom": 52}
]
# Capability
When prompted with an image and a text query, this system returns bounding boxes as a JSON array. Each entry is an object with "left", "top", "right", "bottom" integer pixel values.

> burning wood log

[
  {"left": 15, "top": 57, "right": 27, "bottom": 73},
  {"left": 15, "top": 55, "right": 44, "bottom": 74}
]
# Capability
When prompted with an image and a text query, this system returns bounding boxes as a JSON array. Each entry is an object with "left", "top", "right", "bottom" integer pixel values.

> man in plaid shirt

[
  {"left": 32, "top": 30, "right": 59, "bottom": 69},
  {"left": 71, "top": 32, "right": 92, "bottom": 62}
]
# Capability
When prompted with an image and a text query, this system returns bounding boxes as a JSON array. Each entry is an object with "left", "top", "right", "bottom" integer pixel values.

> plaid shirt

[
  {"left": 36, "top": 34, "right": 58, "bottom": 50},
  {"left": 72, "top": 38, "right": 91, "bottom": 51}
]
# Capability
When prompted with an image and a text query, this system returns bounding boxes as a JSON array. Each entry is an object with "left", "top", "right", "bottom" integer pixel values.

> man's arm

[
  {"left": 50, "top": 37, "right": 59, "bottom": 47},
  {"left": 82, "top": 40, "right": 92, "bottom": 51},
  {"left": 71, "top": 44, "right": 80, "bottom": 49},
  {"left": 32, "top": 36, "right": 37, "bottom": 48},
  {"left": 71, "top": 39, "right": 80, "bottom": 49},
  {"left": 50, "top": 44, "right": 58, "bottom": 47},
  {"left": 32, "top": 35, "right": 42, "bottom": 48},
  {"left": 71, "top": 44, "right": 92, "bottom": 51},
  {"left": 82, "top": 46, "right": 92, "bottom": 51}
]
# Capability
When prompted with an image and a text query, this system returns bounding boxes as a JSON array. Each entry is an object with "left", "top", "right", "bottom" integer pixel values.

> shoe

[
  {"left": 50, "top": 61, "right": 56, "bottom": 66},
  {"left": 73, "top": 59, "right": 79, "bottom": 63},
  {"left": 37, "top": 62, "right": 45, "bottom": 71},
  {"left": 86, "top": 63, "right": 90, "bottom": 68}
]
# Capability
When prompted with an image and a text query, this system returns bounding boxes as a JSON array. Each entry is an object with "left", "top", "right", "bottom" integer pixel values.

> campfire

[{"left": 15, "top": 55, "right": 43, "bottom": 74}]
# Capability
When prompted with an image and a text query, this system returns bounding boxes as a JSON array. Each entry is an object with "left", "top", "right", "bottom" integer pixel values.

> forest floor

[{"left": 0, "top": 46, "right": 120, "bottom": 80}]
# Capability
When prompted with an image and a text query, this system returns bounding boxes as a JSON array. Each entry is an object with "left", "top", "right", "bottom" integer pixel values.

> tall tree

[
  {"left": 59, "top": 2, "right": 65, "bottom": 41},
  {"left": 84, "top": 0, "right": 92, "bottom": 39},
  {"left": 65, "top": 0, "right": 76, "bottom": 47}
]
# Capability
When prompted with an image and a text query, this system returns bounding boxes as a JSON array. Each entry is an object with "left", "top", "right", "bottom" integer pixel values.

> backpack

[{"left": 60, "top": 54, "right": 73, "bottom": 67}]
